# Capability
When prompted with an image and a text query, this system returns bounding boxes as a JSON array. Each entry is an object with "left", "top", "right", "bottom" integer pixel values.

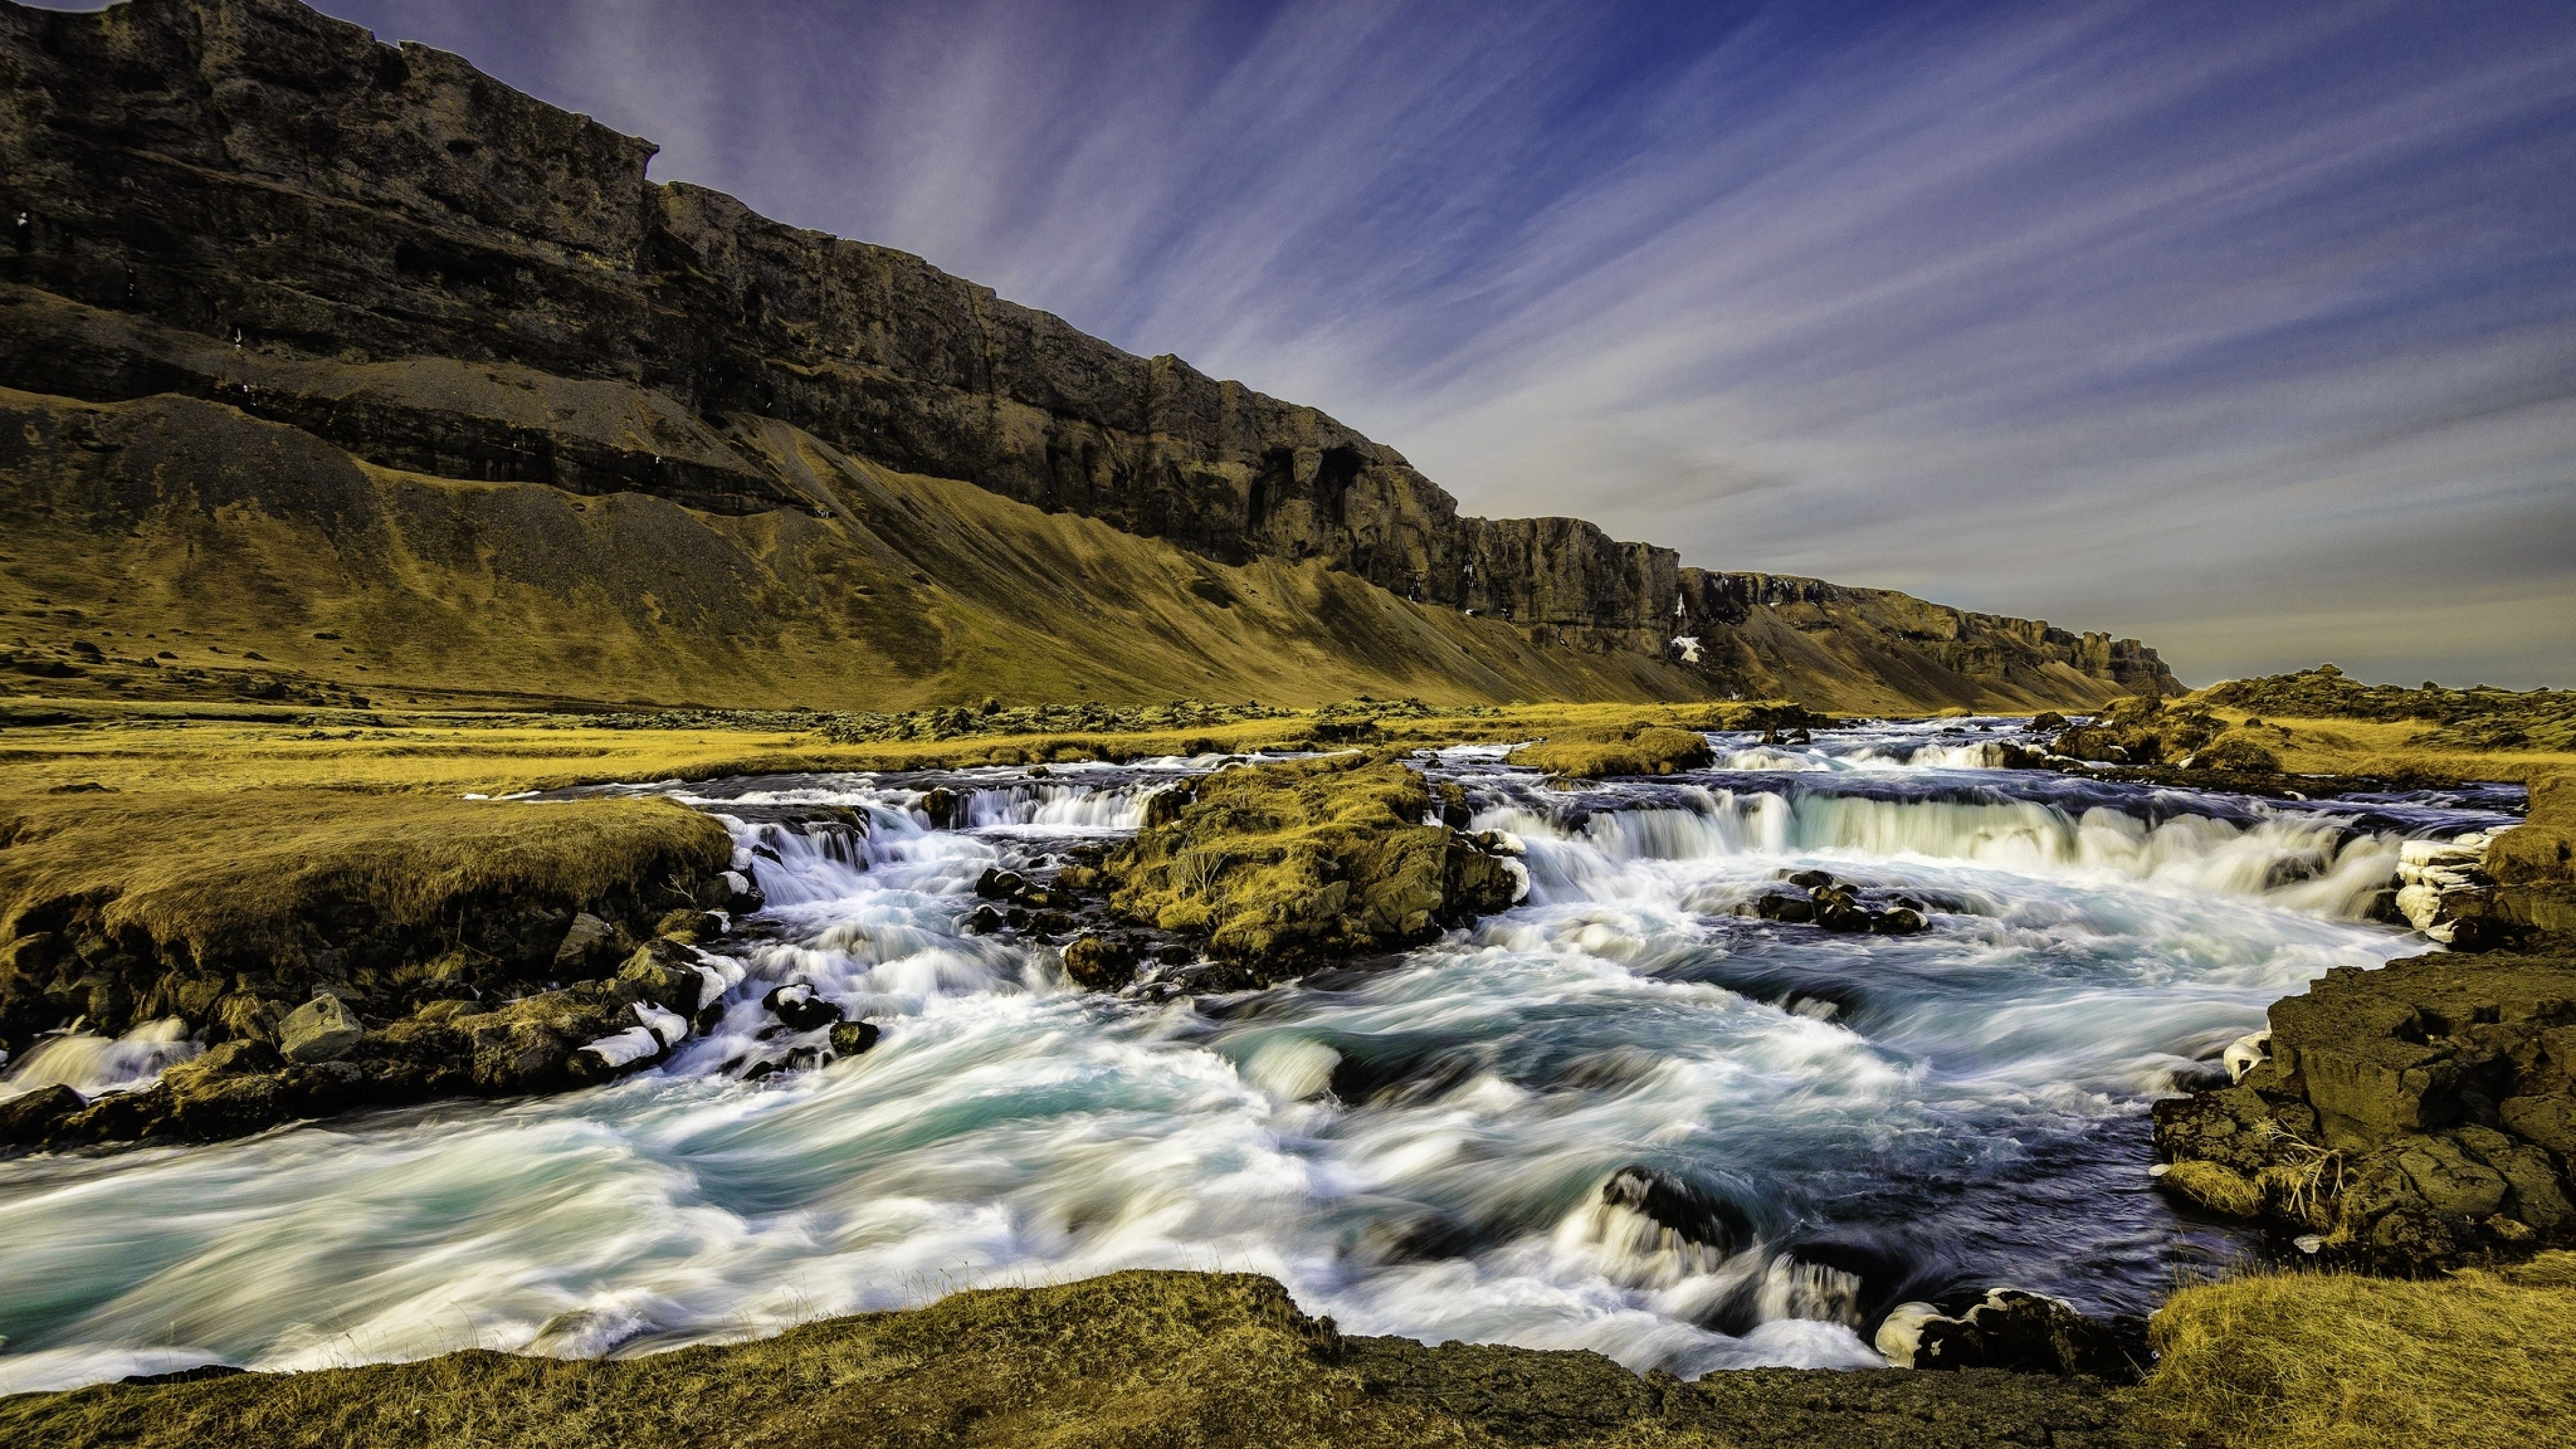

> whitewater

[{"left": 0, "top": 719, "right": 2518, "bottom": 1391}]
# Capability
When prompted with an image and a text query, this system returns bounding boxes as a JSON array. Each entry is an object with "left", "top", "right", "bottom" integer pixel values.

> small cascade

[
  {"left": 1483, "top": 785, "right": 2402, "bottom": 918},
  {"left": 1, "top": 1018, "right": 197, "bottom": 1100},
  {"left": 961, "top": 781, "right": 1166, "bottom": 831}
]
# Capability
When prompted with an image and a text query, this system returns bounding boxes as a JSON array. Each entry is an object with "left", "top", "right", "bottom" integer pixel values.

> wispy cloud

[{"left": 327, "top": 0, "right": 2576, "bottom": 684}]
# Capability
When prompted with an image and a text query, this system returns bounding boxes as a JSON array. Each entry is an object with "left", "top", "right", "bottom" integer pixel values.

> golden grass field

[
  {"left": 2139, "top": 1253, "right": 2576, "bottom": 1449},
  {"left": 0, "top": 696, "right": 1794, "bottom": 953},
  {"left": 2194, "top": 710, "right": 2576, "bottom": 785}
]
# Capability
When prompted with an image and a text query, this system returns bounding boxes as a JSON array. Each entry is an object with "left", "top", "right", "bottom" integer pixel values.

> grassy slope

[
  {"left": 0, "top": 379, "right": 2159, "bottom": 717},
  {"left": 2139, "top": 1254, "right": 2576, "bottom": 1449},
  {"left": 0, "top": 386, "right": 1702, "bottom": 713}
]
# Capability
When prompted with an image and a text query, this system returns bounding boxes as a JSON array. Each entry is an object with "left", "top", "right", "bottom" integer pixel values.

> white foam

[{"left": 0, "top": 1018, "right": 197, "bottom": 1101}]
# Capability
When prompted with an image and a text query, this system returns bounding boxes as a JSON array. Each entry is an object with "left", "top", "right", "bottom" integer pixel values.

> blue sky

[{"left": 307, "top": 0, "right": 2576, "bottom": 685}]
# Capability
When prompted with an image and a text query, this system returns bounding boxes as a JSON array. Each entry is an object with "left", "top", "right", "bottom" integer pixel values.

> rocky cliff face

[
  {"left": 0, "top": 0, "right": 2179, "bottom": 709},
  {"left": 1675, "top": 572, "right": 2177, "bottom": 711}
]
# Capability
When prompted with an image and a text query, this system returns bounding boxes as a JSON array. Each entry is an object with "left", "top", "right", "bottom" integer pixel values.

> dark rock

[
  {"left": 553, "top": 911, "right": 619, "bottom": 969},
  {"left": 828, "top": 1020, "right": 881, "bottom": 1059},
  {"left": 118, "top": 1363, "right": 247, "bottom": 1386},
  {"left": 184, "top": 1038, "right": 284, "bottom": 1079},
  {"left": 0, "top": 1081, "right": 85, "bottom": 1144},
  {"left": 1752, "top": 892, "right": 1815, "bottom": 924},
  {"left": 163, "top": 1065, "right": 294, "bottom": 1138},
  {"left": 918, "top": 787, "right": 963, "bottom": 829},
  {"left": 964, "top": 904, "right": 1006, "bottom": 934},
  {"left": 2153, "top": 949, "right": 2576, "bottom": 1273},
  {"left": 1813, "top": 896, "right": 1875, "bottom": 933},
  {"left": 1063, "top": 933, "right": 1138, "bottom": 990},
  {"left": 277, "top": 994, "right": 365, "bottom": 1063},
  {"left": 761, "top": 983, "right": 843, "bottom": 1032},
  {"left": 618, "top": 941, "right": 706, "bottom": 1014},
  {"left": 1871, "top": 907, "right": 1927, "bottom": 935},
  {"left": 1878, "top": 1289, "right": 2147, "bottom": 1382},
  {"left": 975, "top": 868, "right": 1029, "bottom": 901},
  {"left": 1598, "top": 1165, "right": 1750, "bottom": 1253}
]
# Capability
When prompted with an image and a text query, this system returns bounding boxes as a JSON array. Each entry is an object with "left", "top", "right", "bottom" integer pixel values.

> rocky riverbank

[
  {"left": 2153, "top": 947, "right": 2576, "bottom": 1273},
  {"left": 2140, "top": 751, "right": 2576, "bottom": 1273},
  {"left": 0, "top": 1270, "right": 2147, "bottom": 1449},
  {"left": 8, "top": 1259, "right": 2568, "bottom": 1448},
  {"left": 0, "top": 793, "right": 748, "bottom": 1154}
]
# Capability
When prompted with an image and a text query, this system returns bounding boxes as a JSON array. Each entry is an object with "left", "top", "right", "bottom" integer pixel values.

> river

[{"left": 0, "top": 718, "right": 2518, "bottom": 1391}]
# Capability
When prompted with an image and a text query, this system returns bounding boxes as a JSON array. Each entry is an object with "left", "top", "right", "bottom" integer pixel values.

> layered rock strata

[{"left": 0, "top": 0, "right": 2177, "bottom": 708}]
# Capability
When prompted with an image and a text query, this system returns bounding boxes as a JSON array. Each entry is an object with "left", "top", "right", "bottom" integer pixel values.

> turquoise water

[{"left": 0, "top": 721, "right": 2508, "bottom": 1390}]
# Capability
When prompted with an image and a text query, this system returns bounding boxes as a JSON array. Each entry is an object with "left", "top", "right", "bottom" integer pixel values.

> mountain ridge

[{"left": 0, "top": 0, "right": 2180, "bottom": 711}]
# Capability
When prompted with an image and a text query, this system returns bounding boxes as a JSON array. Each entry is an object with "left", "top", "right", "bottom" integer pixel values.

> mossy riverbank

[
  {"left": 6, "top": 693, "right": 2573, "bottom": 1443},
  {"left": 0, "top": 696, "right": 1806, "bottom": 1148},
  {"left": 8, "top": 1258, "right": 2568, "bottom": 1448}
]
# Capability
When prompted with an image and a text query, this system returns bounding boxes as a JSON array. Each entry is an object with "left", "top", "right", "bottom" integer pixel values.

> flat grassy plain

[
  {"left": 0, "top": 696, "right": 1793, "bottom": 953},
  {"left": 2198, "top": 711, "right": 2576, "bottom": 785}
]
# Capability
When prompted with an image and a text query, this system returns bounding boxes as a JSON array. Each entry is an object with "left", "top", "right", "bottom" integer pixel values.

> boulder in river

[
  {"left": 0, "top": 1082, "right": 85, "bottom": 1145},
  {"left": 918, "top": 787, "right": 964, "bottom": 829},
  {"left": 762, "top": 983, "right": 843, "bottom": 1032},
  {"left": 1097, "top": 754, "right": 1526, "bottom": 981},
  {"left": 1063, "top": 933, "right": 1138, "bottom": 990},
  {"left": 1876, "top": 1289, "right": 2146, "bottom": 1381},
  {"left": 828, "top": 1020, "right": 881, "bottom": 1059}
]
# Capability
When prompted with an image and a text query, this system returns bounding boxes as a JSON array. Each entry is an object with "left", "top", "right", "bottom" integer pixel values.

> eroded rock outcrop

[{"left": 2153, "top": 951, "right": 2576, "bottom": 1273}]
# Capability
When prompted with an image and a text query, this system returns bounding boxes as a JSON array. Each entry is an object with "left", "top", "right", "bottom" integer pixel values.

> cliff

[{"left": 0, "top": 0, "right": 2180, "bottom": 710}]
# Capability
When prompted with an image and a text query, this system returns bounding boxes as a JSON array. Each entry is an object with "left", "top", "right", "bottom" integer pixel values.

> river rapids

[{"left": 0, "top": 719, "right": 2521, "bottom": 1390}]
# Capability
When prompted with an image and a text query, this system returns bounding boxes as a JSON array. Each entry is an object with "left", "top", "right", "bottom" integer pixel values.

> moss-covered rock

[
  {"left": 1099, "top": 754, "right": 1522, "bottom": 978},
  {"left": 1508, "top": 723, "right": 1715, "bottom": 779},
  {"left": 2050, "top": 697, "right": 2225, "bottom": 767},
  {"left": 2487, "top": 775, "right": 2576, "bottom": 941}
]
